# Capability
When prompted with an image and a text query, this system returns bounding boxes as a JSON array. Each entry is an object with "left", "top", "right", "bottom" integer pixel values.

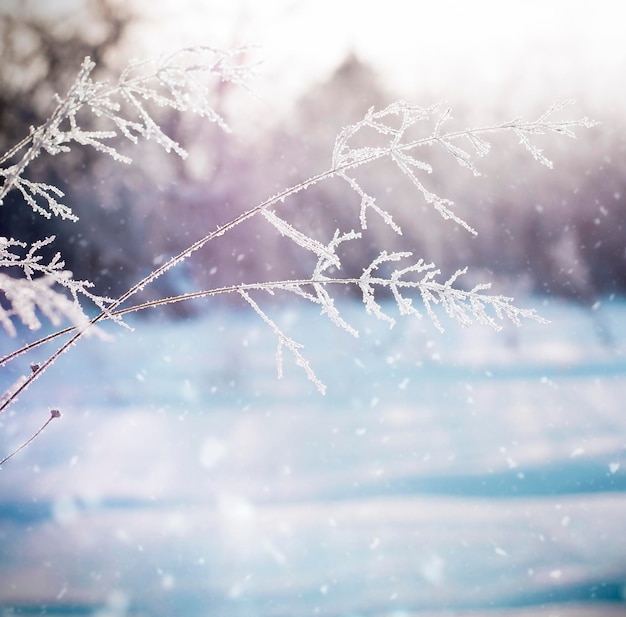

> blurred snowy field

[{"left": 0, "top": 296, "right": 625, "bottom": 616}]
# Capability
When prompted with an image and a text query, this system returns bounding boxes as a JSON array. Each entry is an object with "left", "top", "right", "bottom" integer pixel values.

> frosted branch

[
  {"left": 0, "top": 46, "right": 255, "bottom": 218},
  {"left": 239, "top": 290, "right": 326, "bottom": 394}
]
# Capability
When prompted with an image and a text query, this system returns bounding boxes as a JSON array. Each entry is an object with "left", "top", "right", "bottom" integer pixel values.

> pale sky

[{"left": 129, "top": 0, "right": 625, "bottom": 120}]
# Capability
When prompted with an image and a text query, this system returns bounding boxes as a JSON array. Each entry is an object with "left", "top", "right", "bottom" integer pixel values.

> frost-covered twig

[
  {"left": 0, "top": 236, "right": 113, "bottom": 336},
  {"left": 0, "top": 266, "right": 546, "bottom": 390},
  {"left": 0, "top": 46, "right": 253, "bottom": 217},
  {"left": 239, "top": 289, "right": 327, "bottom": 394},
  {"left": 332, "top": 100, "right": 596, "bottom": 236}
]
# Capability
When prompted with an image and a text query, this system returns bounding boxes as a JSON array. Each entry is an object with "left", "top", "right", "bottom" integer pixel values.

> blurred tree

[{"left": 573, "top": 135, "right": 626, "bottom": 297}]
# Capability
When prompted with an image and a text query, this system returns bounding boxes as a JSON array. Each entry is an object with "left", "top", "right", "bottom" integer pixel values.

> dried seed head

[{"left": 50, "top": 409, "right": 62, "bottom": 419}]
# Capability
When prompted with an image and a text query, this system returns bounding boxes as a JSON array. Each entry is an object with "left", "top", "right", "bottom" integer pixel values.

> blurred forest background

[{"left": 1, "top": 0, "right": 625, "bottom": 319}]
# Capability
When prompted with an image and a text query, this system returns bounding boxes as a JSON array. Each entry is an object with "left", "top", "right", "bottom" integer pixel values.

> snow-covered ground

[{"left": 0, "top": 296, "right": 625, "bottom": 616}]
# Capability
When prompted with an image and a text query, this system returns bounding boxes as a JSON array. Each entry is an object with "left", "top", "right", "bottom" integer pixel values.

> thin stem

[
  {"left": 0, "top": 327, "right": 75, "bottom": 367},
  {"left": 0, "top": 409, "right": 61, "bottom": 467}
]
